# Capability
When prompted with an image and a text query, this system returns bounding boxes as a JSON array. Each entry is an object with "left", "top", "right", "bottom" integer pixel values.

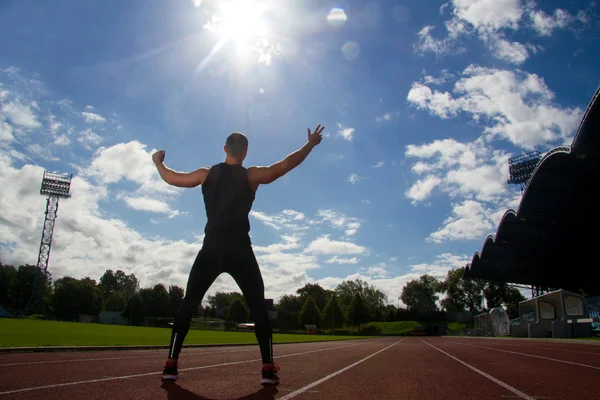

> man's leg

[
  {"left": 227, "top": 246, "right": 277, "bottom": 384},
  {"left": 164, "top": 247, "right": 220, "bottom": 378}
]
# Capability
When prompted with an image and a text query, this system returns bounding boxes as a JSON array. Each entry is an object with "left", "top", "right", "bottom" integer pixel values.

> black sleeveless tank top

[{"left": 201, "top": 163, "right": 255, "bottom": 245}]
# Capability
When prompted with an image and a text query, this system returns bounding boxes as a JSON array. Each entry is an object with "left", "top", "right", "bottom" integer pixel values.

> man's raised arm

[
  {"left": 153, "top": 150, "right": 209, "bottom": 188},
  {"left": 248, "top": 125, "right": 324, "bottom": 189}
]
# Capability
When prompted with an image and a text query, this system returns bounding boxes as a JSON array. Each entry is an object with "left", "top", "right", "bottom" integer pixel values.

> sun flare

[{"left": 211, "top": 0, "right": 268, "bottom": 46}]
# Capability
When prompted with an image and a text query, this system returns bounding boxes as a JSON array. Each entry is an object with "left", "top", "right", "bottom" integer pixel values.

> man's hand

[
  {"left": 308, "top": 125, "right": 324, "bottom": 147},
  {"left": 152, "top": 149, "right": 165, "bottom": 165}
]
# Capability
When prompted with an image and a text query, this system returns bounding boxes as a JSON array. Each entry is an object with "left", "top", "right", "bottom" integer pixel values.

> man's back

[{"left": 202, "top": 163, "right": 256, "bottom": 245}]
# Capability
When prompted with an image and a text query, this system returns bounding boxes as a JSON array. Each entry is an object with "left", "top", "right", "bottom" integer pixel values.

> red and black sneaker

[
  {"left": 261, "top": 363, "right": 280, "bottom": 385},
  {"left": 162, "top": 360, "right": 179, "bottom": 381}
]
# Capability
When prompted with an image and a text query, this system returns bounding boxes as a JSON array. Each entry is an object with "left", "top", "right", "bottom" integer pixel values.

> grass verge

[{"left": 0, "top": 319, "right": 368, "bottom": 348}]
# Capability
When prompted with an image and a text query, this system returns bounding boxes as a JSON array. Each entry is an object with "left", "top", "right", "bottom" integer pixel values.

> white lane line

[
  {"left": 420, "top": 339, "right": 535, "bottom": 400},
  {"left": 445, "top": 340, "right": 600, "bottom": 370},
  {"left": 3, "top": 339, "right": 374, "bottom": 367},
  {"left": 3, "top": 349, "right": 254, "bottom": 367},
  {"left": 0, "top": 341, "right": 371, "bottom": 396},
  {"left": 277, "top": 339, "right": 404, "bottom": 400},
  {"left": 442, "top": 337, "right": 600, "bottom": 356}
]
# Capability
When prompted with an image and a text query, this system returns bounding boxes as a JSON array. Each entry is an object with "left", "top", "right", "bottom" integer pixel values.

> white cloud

[
  {"left": 423, "top": 69, "right": 454, "bottom": 85},
  {"left": 375, "top": 112, "right": 399, "bottom": 122},
  {"left": 1, "top": 100, "right": 41, "bottom": 129},
  {"left": 84, "top": 141, "right": 177, "bottom": 195},
  {"left": 78, "top": 128, "right": 103, "bottom": 150},
  {"left": 407, "top": 65, "right": 582, "bottom": 149},
  {"left": 253, "top": 234, "right": 302, "bottom": 253},
  {"left": 250, "top": 209, "right": 309, "bottom": 231},
  {"left": 54, "top": 134, "right": 71, "bottom": 146},
  {"left": 483, "top": 32, "right": 529, "bottom": 64},
  {"left": 81, "top": 111, "right": 106, "bottom": 123},
  {"left": 315, "top": 209, "right": 361, "bottom": 236},
  {"left": 0, "top": 154, "right": 201, "bottom": 290},
  {"left": 305, "top": 236, "right": 366, "bottom": 255},
  {"left": 405, "top": 175, "right": 443, "bottom": 203},
  {"left": 414, "top": 0, "right": 590, "bottom": 64},
  {"left": 373, "top": 161, "right": 385, "bottom": 168},
  {"left": 364, "top": 264, "right": 388, "bottom": 279},
  {"left": 282, "top": 209, "right": 305, "bottom": 221},
  {"left": 337, "top": 123, "right": 355, "bottom": 141},
  {"left": 414, "top": 25, "right": 465, "bottom": 56},
  {"left": 122, "top": 196, "right": 171, "bottom": 214},
  {"left": 326, "top": 256, "right": 359, "bottom": 264},
  {"left": 409, "top": 253, "right": 469, "bottom": 278},
  {"left": 427, "top": 200, "right": 506, "bottom": 243},
  {"left": 347, "top": 173, "right": 367, "bottom": 184},
  {"left": 452, "top": 0, "right": 523, "bottom": 32},
  {"left": 0, "top": 120, "right": 14, "bottom": 142}
]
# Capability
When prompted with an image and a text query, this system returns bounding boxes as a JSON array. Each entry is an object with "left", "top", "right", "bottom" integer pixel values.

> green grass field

[
  {"left": 0, "top": 319, "right": 368, "bottom": 348},
  {"left": 364, "top": 321, "right": 422, "bottom": 335},
  {"left": 364, "top": 321, "right": 468, "bottom": 335}
]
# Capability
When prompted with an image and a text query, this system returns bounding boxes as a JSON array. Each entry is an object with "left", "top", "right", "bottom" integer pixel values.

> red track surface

[{"left": 1, "top": 337, "right": 599, "bottom": 399}]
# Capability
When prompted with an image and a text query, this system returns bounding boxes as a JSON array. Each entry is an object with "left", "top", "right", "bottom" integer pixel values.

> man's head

[{"left": 224, "top": 132, "right": 248, "bottom": 163}]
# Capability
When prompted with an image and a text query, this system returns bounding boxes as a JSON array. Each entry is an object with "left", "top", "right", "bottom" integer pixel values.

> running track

[{"left": 1, "top": 337, "right": 599, "bottom": 399}]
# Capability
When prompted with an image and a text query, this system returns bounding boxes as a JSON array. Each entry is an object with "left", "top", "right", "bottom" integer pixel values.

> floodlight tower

[
  {"left": 507, "top": 150, "right": 542, "bottom": 194},
  {"left": 25, "top": 171, "right": 73, "bottom": 317}
]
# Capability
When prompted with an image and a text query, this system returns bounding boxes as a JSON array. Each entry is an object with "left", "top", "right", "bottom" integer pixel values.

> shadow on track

[{"left": 161, "top": 381, "right": 278, "bottom": 400}]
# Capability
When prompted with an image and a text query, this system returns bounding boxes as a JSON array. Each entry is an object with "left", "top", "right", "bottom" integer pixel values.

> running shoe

[
  {"left": 261, "top": 363, "right": 280, "bottom": 385},
  {"left": 162, "top": 360, "right": 179, "bottom": 381}
]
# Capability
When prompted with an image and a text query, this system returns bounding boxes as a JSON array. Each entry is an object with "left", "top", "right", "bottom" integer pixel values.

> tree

[
  {"left": 52, "top": 277, "right": 103, "bottom": 320},
  {"left": 335, "top": 279, "right": 387, "bottom": 321},
  {"left": 439, "top": 268, "right": 485, "bottom": 314},
  {"left": 0, "top": 263, "right": 19, "bottom": 310},
  {"left": 384, "top": 305, "right": 397, "bottom": 322},
  {"left": 322, "top": 293, "right": 344, "bottom": 331},
  {"left": 226, "top": 298, "right": 250, "bottom": 322},
  {"left": 400, "top": 275, "right": 440, "bottom": 316},
  {"left": 207, "top": 291, "right": 246, "bottom": 310},
  {"left": 78, "top": 278, "right": 105, "bottom": 315},
  {"left": 275, "top": 294, "right": 304, "bottom": 332},
  {"left": 298, "top": 296, "right": 322, "bottom": 326},
  {"left": 15, "top": 264, "right": 53, "bottom": 312},
  {"left": 296, "top": 283, "right": 333, "bottom": 311},
  {"left": 483, "top": 282, "right": 526, "bottom": 315},
  {"left": 104, "top": 292, "right": 126, "bottom": 312},
  {"left": 348, "top": 293, "right": 370, "bottom": 326},
  {"left": 122, "top": 290, "right": 146, "bottom": 325},
  {"left": 99, "top": 269, "right": 139, "bottom": 306},
  {"left": 148, "top": 284, "right": 171, "bottom": 317},
  {"left": 169, "top": 285, "right": 185, "bottom": 317},
  {"left": 483, "top": 282, "right": 506, "bottom": 309},
  {"left": 502, "top": 286, "right": 526, "bottom": 315}
]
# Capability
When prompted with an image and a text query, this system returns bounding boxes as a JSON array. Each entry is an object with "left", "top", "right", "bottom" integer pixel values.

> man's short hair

[{"left": 225, "top": 132, "right": 248, "bottom": 156}]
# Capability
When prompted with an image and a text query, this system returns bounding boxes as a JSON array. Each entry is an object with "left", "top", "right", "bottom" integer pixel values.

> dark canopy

[{"left": 464, "top": 86, "right": 600, "bottom": 293}]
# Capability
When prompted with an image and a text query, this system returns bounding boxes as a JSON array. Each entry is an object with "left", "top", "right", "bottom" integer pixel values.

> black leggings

[{"left": 168, "top": 243, "right": 273, "bottom": 364}]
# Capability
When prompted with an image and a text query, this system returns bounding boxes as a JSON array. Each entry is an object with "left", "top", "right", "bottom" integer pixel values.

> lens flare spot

[
  {"left": 341, "top": 41, "right": 360, "bottom": 61},
  {"left": 327, "top": 8, "right": 348, "bottom": 28}
]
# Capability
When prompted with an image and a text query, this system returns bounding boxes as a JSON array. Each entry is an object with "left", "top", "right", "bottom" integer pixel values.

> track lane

[
  {"left": 283, "top": 337, "right": 534, "bottom": 400},
  {"left": 442, "top": 337, "right": 600, "bottom": 368},
  {"left": 0, "top": 339, "right": 389, "bottom": 399},
  {"left": 432, "top": 338, "right": 600, "bottom": 399}
]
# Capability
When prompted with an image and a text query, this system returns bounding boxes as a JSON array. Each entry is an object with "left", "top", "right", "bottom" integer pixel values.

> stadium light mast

[
  {"left": 26, "top": 171, "right": 73, "bottom": 318},
  {"left": 507, "top": 150, "right": 542, "bottom": 194}
]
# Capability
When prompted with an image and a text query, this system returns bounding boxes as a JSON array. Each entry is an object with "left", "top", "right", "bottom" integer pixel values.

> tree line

[{"left": 1, "top": 260, "right": 525, "bottom": 328}]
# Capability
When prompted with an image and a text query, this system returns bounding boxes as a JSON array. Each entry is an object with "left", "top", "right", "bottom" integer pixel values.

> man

[{"left": 152, "top": 125, "right": 324, "bottom": 386}]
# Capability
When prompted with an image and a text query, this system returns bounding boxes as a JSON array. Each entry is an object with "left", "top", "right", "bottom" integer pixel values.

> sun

[{"left": 211, "top": 0, "right": 268, "bottom": 46}]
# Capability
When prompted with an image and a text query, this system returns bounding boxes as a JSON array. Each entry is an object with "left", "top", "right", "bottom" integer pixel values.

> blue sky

[{"left": 1, "top": 0, "right": 598, "bottom": 305}]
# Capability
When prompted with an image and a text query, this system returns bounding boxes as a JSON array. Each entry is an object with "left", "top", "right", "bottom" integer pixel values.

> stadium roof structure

[{"left": 463, "top": 86, "right": 600, "bottom": 294}]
